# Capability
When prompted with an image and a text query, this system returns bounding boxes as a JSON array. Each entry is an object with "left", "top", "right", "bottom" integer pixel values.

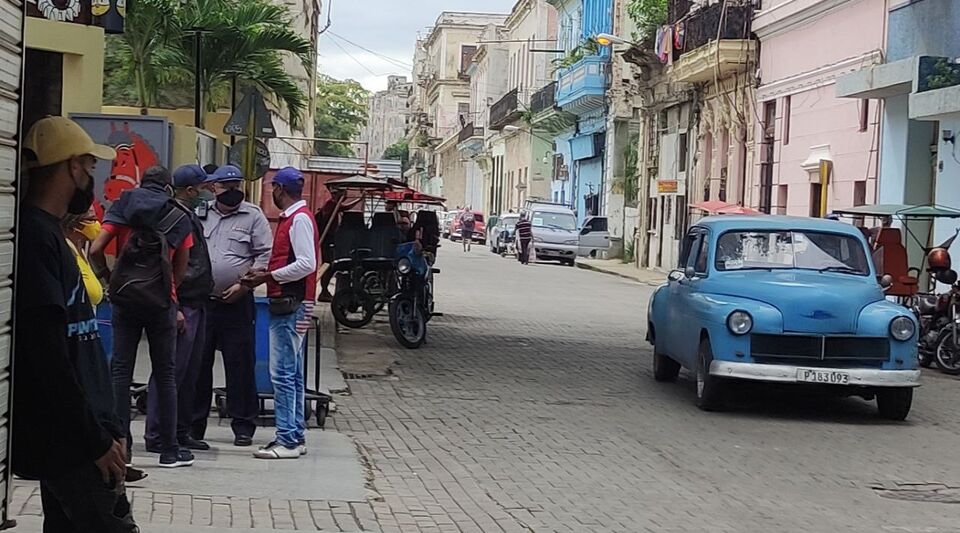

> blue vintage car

[{"left": 647, "top": 215, "right": 920, "bottom": 420}]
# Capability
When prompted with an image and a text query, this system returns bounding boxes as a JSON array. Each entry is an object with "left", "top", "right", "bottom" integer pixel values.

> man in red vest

[{"left": 242, "top": 166, "right": 318, "bottom": 459}]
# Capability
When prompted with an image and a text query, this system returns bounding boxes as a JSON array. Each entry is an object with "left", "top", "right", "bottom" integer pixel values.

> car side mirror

[
  {"left": 685, "top": 266, "right": 697, "bottom": 280},
  {"left": 668, "top": 270, "right": 685, "bottom": 282},
  {"left": 879, "top": 274, "right": 893, "bottom": 289}
]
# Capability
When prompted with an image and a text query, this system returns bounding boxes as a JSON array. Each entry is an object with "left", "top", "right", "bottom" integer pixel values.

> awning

[
  {"left": 690, "top": 200, "right": 762, "bottom": 215},
  {"left": 832, "top": 204, "right": 960, "bottom": 219}
]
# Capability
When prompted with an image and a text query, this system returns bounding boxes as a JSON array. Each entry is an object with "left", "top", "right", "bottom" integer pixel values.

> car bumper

[
  {"left": 534, "top": 243, "right": 578, "bottom": 257},
  {"left": 710, "top": 361, "right": 921, "bottom": 388}
]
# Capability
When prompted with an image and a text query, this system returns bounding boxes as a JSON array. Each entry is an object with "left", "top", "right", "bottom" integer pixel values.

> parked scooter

[
  {"left": 933, "top": 270, "right": 960, "bottom": 374},
  {"left": 388, "top": 241, "right": 436, "bottom": 349}
]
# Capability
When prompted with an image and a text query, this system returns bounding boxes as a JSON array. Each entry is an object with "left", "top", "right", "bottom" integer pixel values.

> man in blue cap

[
  {"left": 192, "top": 165, "right": 272, "bottom": 447},
  {"left": 243, "top": 166, "right": 318, "bottom": 459},
  {"left": 144, "top": 165, "right": 215, "bottom": 452}
]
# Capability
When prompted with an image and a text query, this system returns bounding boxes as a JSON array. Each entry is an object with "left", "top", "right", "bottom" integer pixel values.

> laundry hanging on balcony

[
  {"left": 655, "top": 25, "right": 673, "bottom": 64},
  {"left": 673, "top": 22, "right": 685, "bottom": 50}
]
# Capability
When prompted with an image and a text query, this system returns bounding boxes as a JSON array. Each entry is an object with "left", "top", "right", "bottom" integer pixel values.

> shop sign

[{"left": 658, "top": 180, "right": 679, "bottom": 194}]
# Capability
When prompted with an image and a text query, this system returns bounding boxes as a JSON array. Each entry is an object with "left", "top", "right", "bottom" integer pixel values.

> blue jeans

[{"left": 268, "top": 304, "right": 306, "bottom": 448}]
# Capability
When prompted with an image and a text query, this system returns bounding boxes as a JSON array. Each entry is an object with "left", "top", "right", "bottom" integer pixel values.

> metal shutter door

[{"left": 0, "top": 0, "right": 22, "bottom": 527}]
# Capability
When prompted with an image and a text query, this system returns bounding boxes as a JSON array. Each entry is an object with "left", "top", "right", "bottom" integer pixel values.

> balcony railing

[
  {"left": 918, "top": 56, "right": 960, "bottom": 93},
  {"left": 457, "top": 123, "right": 484, "bottom": 144},
  {"left": 671, "top": 1, "right": 753, "bottom": 61},
  {"left": 530, "top": 82, "right": 558, "bottom": 114},
  {"left": 489, "top": 89, "right": 521, "bottom": 130},
  {"left": 556, "top": 55, "right": 610, "bottom": 115}
]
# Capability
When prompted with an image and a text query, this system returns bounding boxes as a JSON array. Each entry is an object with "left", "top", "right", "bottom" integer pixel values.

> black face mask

[
  {"left": 68, "top": 171, "right": 95, "bottom": 215},
  {"left": 217, "top": 189, "right": 244, "bottom": 208}
]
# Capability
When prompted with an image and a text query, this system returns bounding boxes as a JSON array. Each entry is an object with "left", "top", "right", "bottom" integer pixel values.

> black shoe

[
  {"left": 125, "top": 467, "right": 148, "bottom": 483},
  {"left": 234, "top": 435, "right": 253, "bottom": 447},
  {"left": 159, "top": 449, "right": 194, "bottom": 468},
  {"left": 178, "top": 435, "right": 210, "bottom": 451},
  {"left": 145, "top": 443, "right": 163, "bottom": 454}
]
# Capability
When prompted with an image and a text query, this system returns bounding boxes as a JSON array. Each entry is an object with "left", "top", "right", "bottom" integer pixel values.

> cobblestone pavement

[{"left": 334, "top": 248, "right": 960, "bottom": 533}]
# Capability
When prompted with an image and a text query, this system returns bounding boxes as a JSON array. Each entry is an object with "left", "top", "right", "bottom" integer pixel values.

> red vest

[{"left": 267, "top": 205, "right": 319, "bottom": 300}]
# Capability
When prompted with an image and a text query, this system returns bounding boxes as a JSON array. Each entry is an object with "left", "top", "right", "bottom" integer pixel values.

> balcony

[
  {"left": 556, "top": 55, "right": 610, "bottom": 116},
  {"left": 456, "top": 122, "right": 485, "bottom": 157},
  {"left": 489, "top": 89, "right": 522, "bottom": 130},
  {"left": 530, "top": 82, "right": 557, "bottom": 114},
  {"left": 669, "top": 1, "right": 755, "bottom": 84}
]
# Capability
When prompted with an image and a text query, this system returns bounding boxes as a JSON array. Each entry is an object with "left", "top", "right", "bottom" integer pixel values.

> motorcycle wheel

[
  {"left": 389, "top": 296, "right": 426, "bottom": 349},
  {"left": 934, "top": 329, "right": 960, "bottom": 375},
  {"left": 331, "top": 288, "right": 375, "bottom": 329},
  {"left": 360, "top": 272, "right": 387, "bottom": 314}
]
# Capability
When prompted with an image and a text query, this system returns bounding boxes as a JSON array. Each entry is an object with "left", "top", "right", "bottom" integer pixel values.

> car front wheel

[
  {"left": 877, "top": 387, "right": 913, "bottom": 421},
  {"left": 696, "top": 339, "right": 724, "bottom": 411}
]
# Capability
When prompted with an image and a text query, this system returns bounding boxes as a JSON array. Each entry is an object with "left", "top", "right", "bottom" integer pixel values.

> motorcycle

[
  {"left": 331, "top": 247, "right": 395, "bottom": 329},
  {"left": 915, "top": 291, "right": 951, "bottom": 367},
  {"left": 388, "top": 241, "right": 435, "bottom": 349},
  {"left": 933, "top": 272, "right": 960, "bottom": 374}
]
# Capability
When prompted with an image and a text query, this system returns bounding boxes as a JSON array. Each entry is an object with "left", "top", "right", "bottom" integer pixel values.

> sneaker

[
  {"left": 159, "top": 449, "right": 195, "bottom": 468},
  {"left": 178, "top": 436, "right": 210, "bottom": 451},
  {"left": 125, "top": 467, "right": 148, "bottom": 483},
  {"left": 253, "top": 442, "right": 300, "bottom": 460},
  {"left": 298, "top": 442, "right": 307, "bottom": 456}
]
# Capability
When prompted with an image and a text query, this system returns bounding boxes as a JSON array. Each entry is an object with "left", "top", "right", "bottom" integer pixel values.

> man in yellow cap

[{"left": 14, "top": 116, "right": 137, "bottom": 531}]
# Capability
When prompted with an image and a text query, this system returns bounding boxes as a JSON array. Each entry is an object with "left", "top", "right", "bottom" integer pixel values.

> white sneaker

[
  {"left": 299, "top": 444, "right": 307, "bottom": 456},
  {"left": 253, "top": 442, "right": 300, "bottom": 459}
]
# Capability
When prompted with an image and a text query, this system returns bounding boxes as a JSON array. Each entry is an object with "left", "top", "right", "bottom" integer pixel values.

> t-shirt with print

[{"left": 12, "top": 206, "right": 122, "bottom": 479}]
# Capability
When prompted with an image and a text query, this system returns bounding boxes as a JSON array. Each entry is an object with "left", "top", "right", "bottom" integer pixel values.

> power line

[
  {"left": 325, "top": 36, "right": 385, "bottom": 77},
  {"left": 327, "top": 30, "right": 414, "bottom": 69}
]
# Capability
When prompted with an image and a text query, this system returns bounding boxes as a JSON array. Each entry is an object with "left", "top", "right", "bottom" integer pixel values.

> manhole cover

[{"left": 872, "top": 482, "right": 960, "bottom": 503}]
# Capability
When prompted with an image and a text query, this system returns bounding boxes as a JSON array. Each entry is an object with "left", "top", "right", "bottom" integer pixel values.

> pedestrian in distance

[
  {"left": 142, "top": 165, "right": 216, "bottom": 453},
  {"left": 515, "top": 213, "right": 533, "bottom": 265},
  {"left": 192, "top": 165, "right": 272, "bottom": 447},
  {"left": 90, "top": 165, "right": 197, "bottom": 469},
  {"left": 460, "top": 209, "right": 476, "bottom": 252},
  {"left": 243, "top": 166, "right": 319, "bottom": 460},
  {"left": 14, "top": 115, "right": 137, "bottom": 531}
]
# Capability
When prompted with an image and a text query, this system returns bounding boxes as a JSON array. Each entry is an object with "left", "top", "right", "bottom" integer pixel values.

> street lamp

[{"left": 594, "top": 33, "right": 636, "bottom": 47}]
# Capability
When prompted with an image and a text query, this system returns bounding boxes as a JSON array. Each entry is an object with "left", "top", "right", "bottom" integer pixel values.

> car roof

[
  {"left": 528, "top": 205, "right": 575, "bottom": 214},
  {"left": 695, "top": 215, "right": 867, "bottom": 238}
]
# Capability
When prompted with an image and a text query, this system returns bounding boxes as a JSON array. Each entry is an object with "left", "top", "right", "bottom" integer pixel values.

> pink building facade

[{"left": 751, "top": 0, "right": 887, "bottom": 217}]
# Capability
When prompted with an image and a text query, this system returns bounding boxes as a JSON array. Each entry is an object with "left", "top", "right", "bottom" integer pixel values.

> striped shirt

[{"left": 515, "top": 219, "right": 533, "bottom": 240}]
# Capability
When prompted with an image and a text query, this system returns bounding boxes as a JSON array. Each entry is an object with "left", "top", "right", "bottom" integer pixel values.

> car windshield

[
  {"left": 502, "top": 217, "right": 518, "bottom": 229},
  {"left": 531, "top": 211, "right": 577, "bottom": 231},
  {"left": 715, "top": 230, "right": 870, "bottom": 275}
]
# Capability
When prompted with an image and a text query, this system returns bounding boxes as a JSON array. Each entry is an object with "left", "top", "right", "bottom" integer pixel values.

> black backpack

[{"left": 108, "top": 207, "right": 186, "bottom": 311}]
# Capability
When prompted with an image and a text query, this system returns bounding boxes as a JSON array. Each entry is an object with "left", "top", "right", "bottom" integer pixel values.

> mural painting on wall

[
  {"left": 70, "top": 114, "right": 169, "bottom": 254},
  {"left": 28, "top": 0, "right": 125, "bottom": 33}
]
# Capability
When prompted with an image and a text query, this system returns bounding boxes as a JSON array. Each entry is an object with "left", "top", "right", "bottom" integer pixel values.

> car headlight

[
  {"left": 564, "top": 239, "right": 579, "bottom": 245},
  {"left": 533, "top": 237, "right": 543, "bottom": 243},
  {"left": 890, "top": 316, "right": 916, "bottom": 341},
  {"left": 726, "top": 310, "right": 753, "bottom": 336},
  {"left": 397, "top": 258, "right": 412, "bottom": 274}
]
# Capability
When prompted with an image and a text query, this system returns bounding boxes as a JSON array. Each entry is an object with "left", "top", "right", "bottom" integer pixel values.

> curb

[{"left": 575, "top": 261, "right": 664, "bottom": 287}]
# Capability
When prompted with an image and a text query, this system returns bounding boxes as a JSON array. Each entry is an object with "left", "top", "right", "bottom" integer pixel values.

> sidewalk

[
  {"left": 575, "top": 258, "right": 667, "bottom": 286},
  {"left": 11, "top": 307, "right": 369, "bottom": 532}
]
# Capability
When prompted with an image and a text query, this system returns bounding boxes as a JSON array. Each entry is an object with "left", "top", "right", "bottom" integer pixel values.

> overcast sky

[{"left": 318, "top": 0, "right": 518, "bottom": 91}]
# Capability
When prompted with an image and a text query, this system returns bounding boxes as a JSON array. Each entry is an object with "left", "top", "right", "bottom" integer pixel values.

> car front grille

[{"left": 750, "top": 334, "right": 889, "bottom": 367}]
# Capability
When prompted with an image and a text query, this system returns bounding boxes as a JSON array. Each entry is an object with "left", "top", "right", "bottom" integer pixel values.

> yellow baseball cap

[{"left": 24, "top": 116, "right": 117, "bottom": 166}]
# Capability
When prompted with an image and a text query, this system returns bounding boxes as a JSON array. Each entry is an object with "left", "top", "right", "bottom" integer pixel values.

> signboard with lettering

[
  {"left": 658, "top": 180, "right": 679, "bottom": 194},
  {"left": 28, "top": 0, "right": 125, "bottom": 33}
]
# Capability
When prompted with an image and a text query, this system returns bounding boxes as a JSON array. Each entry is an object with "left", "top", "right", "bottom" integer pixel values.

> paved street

[
  {"left": 334, "top": 248, "right": 960, "bottom": 533},
  {"left": 13, "top": 248, "right": 960, "bottom": 532}
]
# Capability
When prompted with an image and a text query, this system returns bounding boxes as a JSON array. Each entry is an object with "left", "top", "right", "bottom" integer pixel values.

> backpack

[{"left": 108, "top": 207, "right": 186, "bottom": 311}]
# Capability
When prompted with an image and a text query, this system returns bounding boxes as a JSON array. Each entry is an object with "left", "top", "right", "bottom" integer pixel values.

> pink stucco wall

[{"left": 753, "top": 0, "right": 887, "bottom": 216}]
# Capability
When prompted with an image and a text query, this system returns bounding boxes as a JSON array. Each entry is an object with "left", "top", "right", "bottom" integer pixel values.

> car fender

[
  {"left": 858, "top": 300, "right": 919, "bottom": 369},
  {"left": 680, "top": 291, "right": 784, "bottom": 363}
]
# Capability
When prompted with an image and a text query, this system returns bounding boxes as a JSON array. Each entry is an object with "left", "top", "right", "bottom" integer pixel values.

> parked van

[{"left": 523, "top": 199, "right": 611, "bottom": 264}]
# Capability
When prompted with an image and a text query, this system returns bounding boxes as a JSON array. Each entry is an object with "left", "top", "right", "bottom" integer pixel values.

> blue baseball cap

[
  {"left": 173, "top": 164, "right": 207, "bottom": 188},
  {"left": 272, "top": 166, "right": 304, "bottom": 194},
  {"left": 206, "top": 164, "right": 244, "bottom": 183}
]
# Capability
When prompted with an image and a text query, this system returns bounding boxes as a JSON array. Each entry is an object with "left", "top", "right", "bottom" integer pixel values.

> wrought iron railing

[
  {"left": 530, "top": 82, "right": 557, "bottom": 114},
  {"left": 670, "top": 1, "right": 753, "bottom": 60},
  {"left": 490, "top": 89, "right": 521, "bottom": 128},
  {"left": 457, "top": 123, "right": 484, "bottom": 144}
]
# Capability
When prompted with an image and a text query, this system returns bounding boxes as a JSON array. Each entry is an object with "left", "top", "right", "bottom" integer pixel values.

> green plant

[
  {"left": 106, "top": 0, "right": 313, "bottom": 128},
  {"left": 383, "top": 140, "right": 410, "bottom": 171},
  {"left": 551, "top": 39, "right": 601, "bottom": 73},
  {"left": 520, "top": 109, "right": 535, "bottom": 125},
  {"left": 623, "top": 239, "right": 635, "bottom": 264},
  {"left": 926, "top": 58, "right": 960, "bottom": 90},
  {"left": 626, "top": 0, "right": 668, "bottom": 48},
  {"left": 313, "top": 74, "right": 370, "bottom": 157}
]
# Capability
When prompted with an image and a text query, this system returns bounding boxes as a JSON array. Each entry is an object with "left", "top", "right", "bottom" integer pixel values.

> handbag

[{"left": 268, "top": 295, "right": 302, "bottom": 315}]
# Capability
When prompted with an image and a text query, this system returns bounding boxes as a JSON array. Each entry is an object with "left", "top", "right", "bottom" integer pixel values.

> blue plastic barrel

[
  {"left": 97, "top": 304, "right": 113, "bottom": 364},
  {"left": 254, "top": 297, "right": 273, "bottom": 394}
]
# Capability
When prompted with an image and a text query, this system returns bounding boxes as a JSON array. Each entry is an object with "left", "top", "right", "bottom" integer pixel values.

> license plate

[{"left": 796, "top": 368, "right": 850, "bottom": 385}]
